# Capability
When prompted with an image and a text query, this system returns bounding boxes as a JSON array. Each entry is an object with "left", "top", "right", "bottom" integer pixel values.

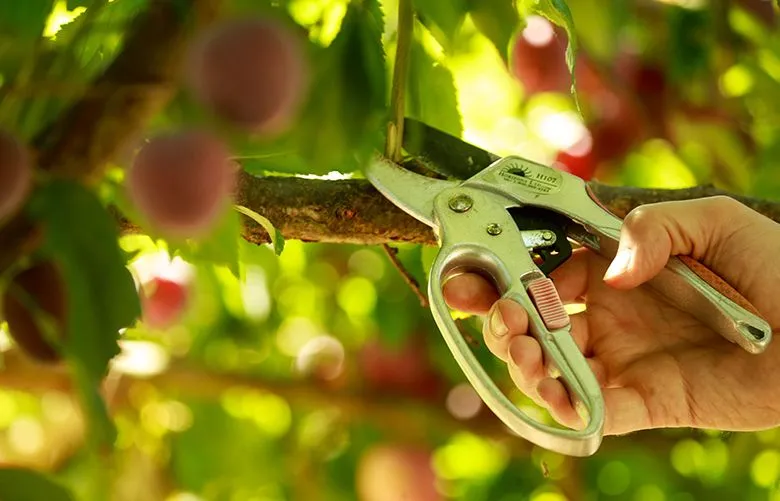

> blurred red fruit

[
  {"left": 588, "top": 93, "right": 645, "bottom": 163},
  {"left": 553, "top": 135, "right": 597, "bottom": 180},
  {"left": 616, "top": 53, "right": 668, "bottom": 137},
  {"left": 187, "top": 16, "right": 310, "bottom": 136},
  {"left": 356, "top": 444, "right": 442, "bottom": 501},
  {"left": 359, "top": 339, "right": 443, "bottom": 399},
  {"left": 140, "top": 277, "right": 189, "bottom": 329},
  {"left": 126, "top": 130, "right": 236, "bottom": 239},
  {"left": 509, "top": 15, "right": 570, "bottom": 96},
  {"left": 0, "top": 130, "right": 32, "bottom": 221},
  {"left": 3, "top": 261, "right": 67, "bottom": 363}
]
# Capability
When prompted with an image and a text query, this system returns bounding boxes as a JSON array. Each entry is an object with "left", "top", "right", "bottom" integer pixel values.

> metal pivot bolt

[
  {"left": 448, "top": 194, "right": 473, "bottom": 213},
  {"left": 486, "top": 223, "right": 502, "bottom": 236},
  {"left": 542, "top": 230, "right": 555, "bottom": 242}
]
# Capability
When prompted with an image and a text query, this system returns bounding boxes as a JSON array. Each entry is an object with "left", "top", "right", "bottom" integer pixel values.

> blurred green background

[{"left": 1, "top": 0, "right": 780, "bottom": 500}]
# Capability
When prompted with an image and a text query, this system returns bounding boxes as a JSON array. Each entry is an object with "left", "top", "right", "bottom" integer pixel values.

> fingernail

[
  {"left": 603, "top": 248, "right": 632, "bottom": 281},
  {"left": 487, "top": 303, "right": 509, "bottom": 338}
]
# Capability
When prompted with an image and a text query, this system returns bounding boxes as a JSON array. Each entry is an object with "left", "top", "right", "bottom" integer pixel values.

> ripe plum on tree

[
  {"left": 126, "top": 130, "right": 237, "bottom": 239},
  {"left": 186, "top": 16, "right": 310, "bottom": 136}
]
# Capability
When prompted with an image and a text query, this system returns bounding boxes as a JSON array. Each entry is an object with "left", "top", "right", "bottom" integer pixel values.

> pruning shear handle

[
  {"left": 467, "top": 156, "right": 772, "bottom": 355},
  {"left": 427, "top": 184, "right": 605, "bottom": 457}
]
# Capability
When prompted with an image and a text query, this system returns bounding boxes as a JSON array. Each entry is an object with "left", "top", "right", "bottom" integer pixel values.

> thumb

[{"left": 602, "top": 196, "right": 739, "bottom": 290}]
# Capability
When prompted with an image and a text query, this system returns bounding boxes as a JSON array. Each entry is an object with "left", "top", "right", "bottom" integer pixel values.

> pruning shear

[{"left": 365, "top": 118, "right": 773, "bottom": 457}]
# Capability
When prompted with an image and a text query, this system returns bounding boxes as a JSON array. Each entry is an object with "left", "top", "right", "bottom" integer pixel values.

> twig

[
  {"left": 385, "top": 0, "right": 413, "bottom": 162},
  {"left": 382, "top": 244, "right": 429, "bottom": 307},
  {"left": 380, "top": 0, "right": 425, "bottom": 304}
]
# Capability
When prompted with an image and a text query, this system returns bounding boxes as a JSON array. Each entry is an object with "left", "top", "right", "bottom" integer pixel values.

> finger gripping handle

[
  {"left": 581, "top": 186, "right": 772, "bottom": 353},
  {"left": 428, "top": 245, "right": 605, "bottom": 457}
]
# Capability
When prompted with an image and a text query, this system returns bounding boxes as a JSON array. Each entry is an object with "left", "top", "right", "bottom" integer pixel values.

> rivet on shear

[
  {"left": 486, "top": 223, "right": 502, "bottom": 236},
  {"left": 542, "top": 230, "right": 555, "bottom": 242},
  {"left": 448, "top": 194, "right": 473, "bottom": 213}
]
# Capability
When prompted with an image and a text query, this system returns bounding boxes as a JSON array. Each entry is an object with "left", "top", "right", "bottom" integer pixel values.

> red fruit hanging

[
  {"left": 509, "top": 15, "right": 571, "bottom": 96},
  {"left": 139, "top": 277, "right": 189, "bottom": 329},
  {"left": 126, "top": 130, "right": 237, "bottom": 239},
  {"left": 553, "top": 134, "right": 597, "bottom": 180},
  {"left": 186, "top": 16, "right": 310, "bottom": 136}
]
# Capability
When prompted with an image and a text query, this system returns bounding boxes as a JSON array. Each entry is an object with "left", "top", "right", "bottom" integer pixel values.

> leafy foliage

[{"left": 0, "top": 0, "right": 779, "bottom": 500}]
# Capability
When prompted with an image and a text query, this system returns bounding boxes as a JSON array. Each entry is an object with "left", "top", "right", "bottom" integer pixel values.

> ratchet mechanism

[{"left": 365, "top": 120, "right": 772, "bottom": 457}]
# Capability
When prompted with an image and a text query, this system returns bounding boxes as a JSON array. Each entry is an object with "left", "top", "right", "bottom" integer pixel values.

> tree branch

[{"left": 146, "top": 170, "right": 780, "bottom": 247}]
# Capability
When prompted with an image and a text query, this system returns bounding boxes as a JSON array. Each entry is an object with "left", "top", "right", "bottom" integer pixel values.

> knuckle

[{"left": 623, "top": 205, "right": 655, "bottom": 230}]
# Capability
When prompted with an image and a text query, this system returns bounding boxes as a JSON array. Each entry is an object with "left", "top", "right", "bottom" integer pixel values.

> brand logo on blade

[{"left": 498, "top": 159, "right": 562, "bottom": 194}]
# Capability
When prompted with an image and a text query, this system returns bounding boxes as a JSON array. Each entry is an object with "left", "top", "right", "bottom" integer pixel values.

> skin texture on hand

[{"left": 443, "top": 196, "right": 780, "bottom": 436}]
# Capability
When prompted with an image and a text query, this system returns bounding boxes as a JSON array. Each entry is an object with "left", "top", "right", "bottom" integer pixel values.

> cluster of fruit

[{"left": 0, "top": 15, "right": 310, "bottom": 363}]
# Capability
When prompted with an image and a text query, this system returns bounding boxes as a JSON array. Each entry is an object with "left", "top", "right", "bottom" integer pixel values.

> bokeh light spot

[
  {"left": 751, "top": 449, "right": 780, "bottom": 488},
  {"left": 634, "top": 484, "right": 665, "bottom": 501},
  {"left": 8, "top": 417, "right": 45, "bottom": 455},
  {"left": 432, "top": 432, "right": 509, "bottom": 480},
  {"left": 337, "top": 276, "right": 377, "bottom": 317},
  {"left": 522, "top": 15, "right": 555, "bottom": 47},
  {"left": 445, "top": 383, "right": 482, "bottom": 420},
  {"left": 348, "top": 249, "right": 386, "bottom": 281},
  {"left": 112, "top": 340, "right": 170, "bottom": 377},
  {"left": 720, "top": 64, "right": 754, "bottom": 97},
  {"left": 295, "top": 335, "right": 345, "bottom": 380},
  {"left": 598, "top": 461, "right": 631, "bottom": 496}
]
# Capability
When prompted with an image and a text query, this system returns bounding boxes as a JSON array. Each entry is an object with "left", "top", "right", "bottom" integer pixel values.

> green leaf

[
  {"left": 27, "top": 180, "right": 141, "bottom": 381},
  {"left": 234, "top": 205, "right": 285, "bottom": 256},
  {"left": 412, "top": 0, "right": 468, "bottom": 50},
  {"left": 0, "top": 1, "right": 56, "bottom": 40},
  {"left": 295, "top": 0, "right": 387, "bottom": 174},
  {"left": 0, "top": 468, "right": 74, "bottom": 501},
  {"left": 467, "top": 0, "right": 520, "bottom": 64},
  {"left": 529, "top": 0, "right": 579, "bottom": 105},
  {"left": 25, "top": 181, "right": 139, "bottom": 448},
  {"left": 180, "top": 208, "right": 243, "bottom": 276},
  {"left": 406, "top": 31, "right": 463, "bottom": 138}
]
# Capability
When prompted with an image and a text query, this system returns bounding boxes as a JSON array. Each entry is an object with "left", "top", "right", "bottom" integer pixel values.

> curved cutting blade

[{"left": 365, "top": 155, "right": 459, "bottom": 229}]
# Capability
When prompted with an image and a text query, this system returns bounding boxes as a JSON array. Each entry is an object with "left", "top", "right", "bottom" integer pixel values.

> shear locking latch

[{"left": 527, "top": 277, "right": 570, "bottom": 330}]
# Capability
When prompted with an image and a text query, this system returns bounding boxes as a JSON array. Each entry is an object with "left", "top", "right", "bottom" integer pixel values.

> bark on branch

[{"left": 148, "top": 170, "right": 780, "bottom": 248}]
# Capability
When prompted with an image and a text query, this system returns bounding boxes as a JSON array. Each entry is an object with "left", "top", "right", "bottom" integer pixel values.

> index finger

[{"left": 442, "top": 247, "right": 592, "bottom": 315}]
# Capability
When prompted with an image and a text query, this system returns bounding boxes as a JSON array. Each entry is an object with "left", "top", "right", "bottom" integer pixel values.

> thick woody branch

[{"left": 140, "top": 170, "right": 780, "bottom": 247}]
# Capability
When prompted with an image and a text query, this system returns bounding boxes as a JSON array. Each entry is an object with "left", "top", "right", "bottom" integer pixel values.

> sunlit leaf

[
  {"left": 406, "top": 34, "right": 463, "bottom": 138},
  {"left": 295, "top": 0, "right": 387, "bottom": 174}
]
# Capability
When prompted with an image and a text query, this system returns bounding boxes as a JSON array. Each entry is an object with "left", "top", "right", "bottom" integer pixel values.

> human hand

[{"left": 443, "top": 196, "right": 780, "bottom": 436}]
